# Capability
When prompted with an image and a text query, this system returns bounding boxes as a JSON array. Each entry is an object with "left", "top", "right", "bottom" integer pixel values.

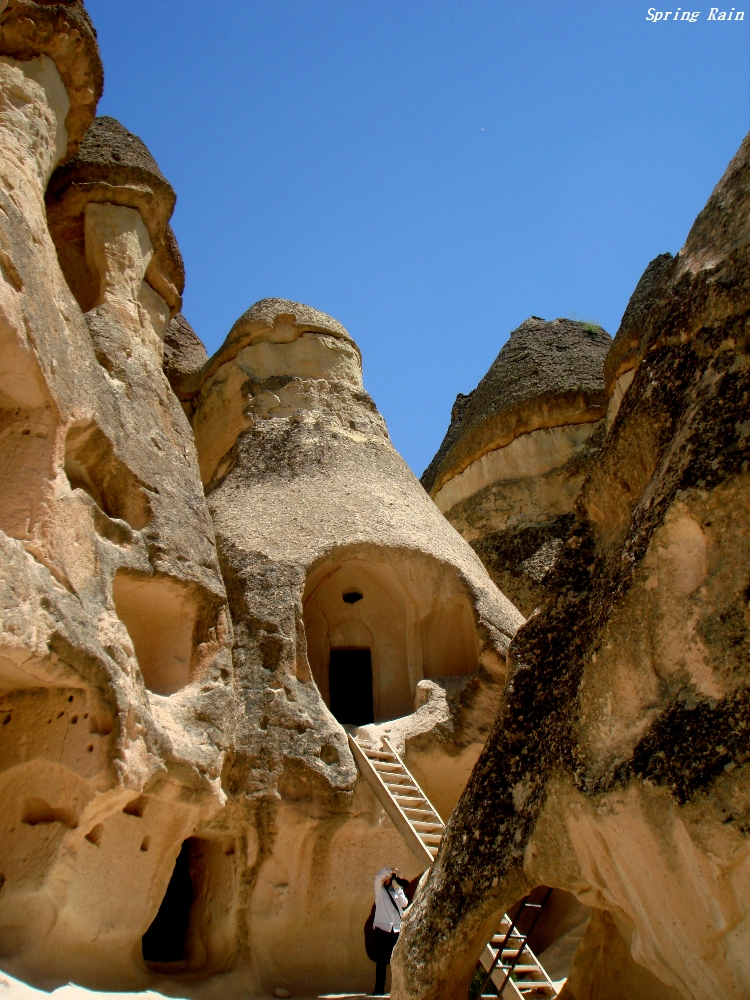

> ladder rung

[{"left": 372, "top": 762, "right": 404, "bottom": 773}]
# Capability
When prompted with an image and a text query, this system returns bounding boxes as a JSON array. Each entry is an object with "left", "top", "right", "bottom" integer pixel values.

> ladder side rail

[
  {"left": 495, "top": 889, "right": 557, "bottom": 998},
  {"left": 347, "top": 734, "right": 433, "bottom": 866},
  {"left": 479, "top": 897, "right": 527, "bottom": 998},
  {"left": 381, "top": 737, "right": 446, "bottom": 829},
  {"left": 478, "top": 947, "right": 524, "bottom": 1000},
  {"left": 511, "top": 939, "right": 558, "bottom": 995},
  {"left": 515, "top": 888, "right": 556, "bottom": 992}
]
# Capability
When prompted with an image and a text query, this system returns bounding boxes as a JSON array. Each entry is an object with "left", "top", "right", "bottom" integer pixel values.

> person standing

[{"left": 371, "top": 866, "right": 408, "bottom": 995}]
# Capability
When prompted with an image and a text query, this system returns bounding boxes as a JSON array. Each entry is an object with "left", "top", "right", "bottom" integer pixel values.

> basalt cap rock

[
  {"left": 46, "top": 116, "right": 184, "bottom": 313},
  {"left": 204, "top": 297, "right": 361, "bottom": 380},
  {"left": 0, "top": 0, "right": 104, "bottom": 162},
  {"left": 421, "top": 317, "right": 611, "bottom": 496},
  {"left": 603, "top": 253, "right": 675, "bottom": 398},
  {"left": 163, "top": 313, "right": 208, "bottom": 401}
]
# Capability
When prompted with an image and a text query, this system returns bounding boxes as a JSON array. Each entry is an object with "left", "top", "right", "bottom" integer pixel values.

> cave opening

[
  {"left": 142, "top": 840, "right": 193, "bottom": 965},
  {"left": 329, "top": 647, "right": 374, "bottom": 725}
]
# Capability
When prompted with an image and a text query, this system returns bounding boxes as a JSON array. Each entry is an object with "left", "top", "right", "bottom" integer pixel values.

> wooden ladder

[{"left": 348, "top": 734, "right": 560, "bottom": 999}]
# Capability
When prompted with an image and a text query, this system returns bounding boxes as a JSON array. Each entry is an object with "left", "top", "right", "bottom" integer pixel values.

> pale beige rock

[
  {"left": 0, "top": 21, "right": 233, "bottom": 992},
  {"left": 181, "top": 296, "right": 525, "bottom": 994},
  {"left": 0, "top": 35, "right": 521, "bottom": 992}
]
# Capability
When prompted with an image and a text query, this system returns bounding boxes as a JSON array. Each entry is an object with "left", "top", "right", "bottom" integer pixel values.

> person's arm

[{"left": 389, "top": 882, "right": 408, "bottom": 910}]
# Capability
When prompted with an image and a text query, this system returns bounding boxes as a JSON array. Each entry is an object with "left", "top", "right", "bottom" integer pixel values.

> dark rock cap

[
  {"left": 46, "top": 116, "right": 184, "bottom": 314},
  {"left": 228, "top": 298, "right": 352, "bottom": 343},
  {"left": 47, "top": 116, "right": 176, "bottom": 235},
  {"left": 422, "top": 317, "right": 611, "bottom": 496},
  {"left": 0, "top": 0, "right": 103, "bottom": 161},
  {"left": 204, "top": 297, "right": 359, "bottom": 382},
  {"left": 603, "top": 253, "right": 675, "bottom": 398},
  {"left": 162, "top": 314, "right": 207, "bottom": 401}
]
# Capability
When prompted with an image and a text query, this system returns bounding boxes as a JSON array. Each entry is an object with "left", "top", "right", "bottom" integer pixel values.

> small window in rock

[
  {"left": 342, "top": 591, "right": 363, "bottom": 604},
  {"left": 112, "top": 572, "right": 198, "bottom": 696}
]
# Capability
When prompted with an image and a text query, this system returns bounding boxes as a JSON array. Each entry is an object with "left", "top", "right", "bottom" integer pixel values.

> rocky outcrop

[
  {"left": 46, "top": 115, "right": 184, "bottom": 318},
  {"left": 162, "top": 313, "right": 207, "bottom": 417},
  {"left": 0, "top": 0, "right": 102, "bottom": 161},
  {"left": 604, "top": 251, "right": 675, "bottom": 428},
  {"left": 0, "top": 11, "right": 233, "bottom": 988},
  {"left": 0, "top": 2, "right": 526, "bottom": 987},
  {"left": 422, "top": 318, "right": 611, "bottom": 616},
  {"left": 181, "top": 296, "right": 525, "bottom": 994},
  {"left": 393, "top": 131, "right": 750, "bottom": 1000}
]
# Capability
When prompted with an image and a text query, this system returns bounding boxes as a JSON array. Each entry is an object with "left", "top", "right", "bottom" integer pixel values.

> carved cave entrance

[
  {"left": 142, "top": 836, "right": 237, "bottom": 974},
  {"left": 329, "top": 647, "right": 374, "bottom": 725},
  {"left": 303, "top": 554, "right": 479, "bottom": 724}
]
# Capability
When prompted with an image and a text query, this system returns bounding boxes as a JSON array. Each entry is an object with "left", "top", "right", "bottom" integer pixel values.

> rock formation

[
  {"left": 0, "top": 9, "right": 233, "bottom": 988},
  {"left": 2, "top": 4, "right": 748, "bottom": 999},
  {"left": 0, "top": 4, "right": 526, "bottom": 994},
  {"left": 393, "top": 130, "right": 750, "bottom": 1000},
  {"left": 178, "top": 296, "right": 525, "bottom": 993},
  {"left": 422, "top": 319, "right": 611, "bottom": 616}
]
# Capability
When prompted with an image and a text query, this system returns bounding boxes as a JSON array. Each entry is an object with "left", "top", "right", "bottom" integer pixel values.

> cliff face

[
  {"left": 422, "top": 318, "right": 611, "bottom": 617},
  {"left": 393, "top": 131, "right": 750, "bottom": 1000},
  {"left": 0, "top": 10, "right": 234, "bottom": 989},
  {"left": 2, "top": 5, "right": 748, "bottom": 999},
  {"left": 180, "top": 297, "right": 525, "bottom": 994},
  {"left": 0, "top": 6, "right": 525, "bottom": 994}
]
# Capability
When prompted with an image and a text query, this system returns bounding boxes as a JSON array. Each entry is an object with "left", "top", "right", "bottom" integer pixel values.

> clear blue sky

[{"left": 85, "top": 0, "right": 749, "bottom": 476}]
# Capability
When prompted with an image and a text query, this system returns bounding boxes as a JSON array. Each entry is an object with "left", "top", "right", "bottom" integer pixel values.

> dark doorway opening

[
  {"left": 142, "top": 839, "right": 193, "bottom": 964},
  {"left": 329, "top": 647, "right": 374, "bottom": 725}
]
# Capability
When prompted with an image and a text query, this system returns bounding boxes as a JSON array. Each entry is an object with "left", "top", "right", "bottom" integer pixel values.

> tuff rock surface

[
  {"left": 393, "top": 130, "right": 750, "bottom": 1000},
  {"left": 2, "top": 2, "right": 748, "bottom": 998},
  {"left": 0, "top": 4, "right": 526, "bottom": 994},
  {"left": 0, "top": 11, "right": 233, "bottom": 989},
  {"left": 422, "top": 318, "right": 611, "bottom": 616},
  {"left": 183, "top": 295, "right": 525, "bottom": 994}
]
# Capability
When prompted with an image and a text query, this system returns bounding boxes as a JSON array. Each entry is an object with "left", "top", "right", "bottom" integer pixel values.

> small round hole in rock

[
  {"left": 342, "top": 591, "right": 363, "bottom": 604},
  {"left": 320, "top": 743, "right": 339, "bottom": 765}
]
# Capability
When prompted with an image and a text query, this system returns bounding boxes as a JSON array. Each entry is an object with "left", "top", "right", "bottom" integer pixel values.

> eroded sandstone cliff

[
  {"left": 393, "top": 131, "right": 750, "bottom": 1000},
  {"left": 0, "top": 9, "right": 234, "bottom": 987},
  {"left": 0, "top": 6, "right": 527, "bottom": 994}
]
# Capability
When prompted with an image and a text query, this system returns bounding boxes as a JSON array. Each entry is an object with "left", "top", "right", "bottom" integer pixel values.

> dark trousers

[{"left": 373, "top": 928, "right": 398, "bottom": 995}]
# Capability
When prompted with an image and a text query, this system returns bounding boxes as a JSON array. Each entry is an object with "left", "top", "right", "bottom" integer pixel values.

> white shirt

[{"left": 373, "top": 867, "right": 408, "bottom": 933}]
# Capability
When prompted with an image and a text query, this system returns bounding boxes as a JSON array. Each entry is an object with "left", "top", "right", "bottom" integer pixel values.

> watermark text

[{"left": 646, "top": 7, "right": 745, "bottom": 18}]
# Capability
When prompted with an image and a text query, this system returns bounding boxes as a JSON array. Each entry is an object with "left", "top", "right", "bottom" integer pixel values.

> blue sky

[{"left": 85, "top": 0, "right": 749, "bottom": 476}]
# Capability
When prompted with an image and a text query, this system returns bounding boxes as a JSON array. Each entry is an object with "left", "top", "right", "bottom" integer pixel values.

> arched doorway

[{"left": 303, "top": 551, "right": 479, "bottom": 724}]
